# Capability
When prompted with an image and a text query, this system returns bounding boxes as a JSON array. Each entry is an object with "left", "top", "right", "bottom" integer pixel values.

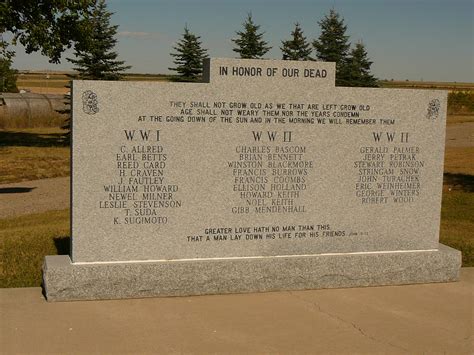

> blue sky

[{"left": 10, "top": 0, "right": 474, "bottom": 82}]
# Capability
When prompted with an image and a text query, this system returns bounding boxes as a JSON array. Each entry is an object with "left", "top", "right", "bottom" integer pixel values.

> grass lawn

[
  {"left": 440, "top": 191, "right": 474, "bottom": 267},
  {"left": 0, "top": 210, "right": 70, "bottom": 288},
  {"left": 0, "top": 128, "right": 70, "bottom": 184}
]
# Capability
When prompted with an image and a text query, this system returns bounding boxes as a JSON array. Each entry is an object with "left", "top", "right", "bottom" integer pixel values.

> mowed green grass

[
  {"left": 0, "top": 210, "right": 70, "bottom": 288},
  {"left": 441, "top": 139, "right": 473, "bottom": 266},
  {"left": 440, "top": 191, "right": 474, "bottom": 266}
]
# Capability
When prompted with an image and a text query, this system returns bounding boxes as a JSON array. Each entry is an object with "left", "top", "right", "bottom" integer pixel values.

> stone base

[{"left": 43, "top": 244, "right": 461, "bottom": 302}]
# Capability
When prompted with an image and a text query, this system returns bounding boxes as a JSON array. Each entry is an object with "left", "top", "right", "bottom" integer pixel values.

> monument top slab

[{"left": 203, "top": 57, "right": 335, "bottom": 88}]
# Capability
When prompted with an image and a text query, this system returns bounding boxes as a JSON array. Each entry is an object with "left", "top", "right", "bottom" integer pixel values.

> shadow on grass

[
  {"left": 444, "top": 173, "right": 474, "bottom": 192},
  {"left": 0, "top": 131, "right": 68, "bottom": 147},
  {"left": 0, "top": 187, "right": 36, "bottom": 194},
  {"left": 54, "top": 236, "right": 71, "bottom": 255}
]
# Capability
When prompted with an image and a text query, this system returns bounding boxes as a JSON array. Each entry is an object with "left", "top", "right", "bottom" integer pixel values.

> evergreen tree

[
  {"left": 313, "top": 9, "right": 351, "bottom": 86},
  {"left": 347, "top": 42, "right": 378, "bottom": 87},
  {"left": 280, "top": 23, "right": 312, "bottom": 61},
  {"left": 232, "top": 13, "right": 271, "bottom": 59},
  {"left": 169, "top": 26, "right": 208, "bottom": 81},
  {"left": 63, "top": 0, "right": 129, "bottom": 142},
  {"left": 0, "top": 58, "right": 18, "bottom": 93},
  {"left": 67, "top": 0, "right": 130, "bottom": 80}
]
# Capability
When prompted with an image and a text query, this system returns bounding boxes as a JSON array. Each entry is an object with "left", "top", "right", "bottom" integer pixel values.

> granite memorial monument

[{"left": 43, "top": 58, "right": 461, "bottom": 301}]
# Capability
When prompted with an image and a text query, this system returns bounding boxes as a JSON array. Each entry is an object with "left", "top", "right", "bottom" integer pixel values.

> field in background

[
  {"left": 380, "top": 80, "right": 474, "bottom": 91},
  {"left": 15, "top": 71, "right": 474, "bottom": 94},
  {"left": 16, "top": 72, "right": 172, "bottom": 94}
]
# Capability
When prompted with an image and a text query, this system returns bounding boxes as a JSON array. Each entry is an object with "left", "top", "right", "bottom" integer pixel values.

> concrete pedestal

[{"left": 43, "top": 243, "right": 461, "bottom": 301}]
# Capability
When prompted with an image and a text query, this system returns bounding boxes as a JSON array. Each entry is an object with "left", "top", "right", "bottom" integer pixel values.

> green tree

[
  {"left": 0, "top": 0, "right": 95, "bottom": 63},
  {"left": 347, "top": 42, "right": 378, "bottom": 87},
  {"left": 232, "top": 13, "right": 271, "bottom": 59},
  {"left": 169, "top": 26, "right": 208, "bottom": 81},
  {"left": 280, "top": 23, "right": 312, "bottom": 61},
  {"left": 0, "top": 58, "right": 18, "bottom": 93},
  {"left": 67, "top": 0, "right": 130, "bottom": 80},
  {"left": 313, "top": 9, "right": 351, "bottom": 86},
  {"left": 62, "top": 0, "right": 129, "bottom": 142}
]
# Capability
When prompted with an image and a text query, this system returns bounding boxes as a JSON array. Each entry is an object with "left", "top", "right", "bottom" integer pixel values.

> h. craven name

[{"left": 219, "top": 66, "right": 328, "bottom": 78}]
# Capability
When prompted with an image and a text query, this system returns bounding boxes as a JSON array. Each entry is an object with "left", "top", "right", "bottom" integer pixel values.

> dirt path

[
  {"left": 0, "top": 122, "right": 472, "bottom": 219},
  {"left": 0, "top": 177, "right": 69, "bottom": 219}
]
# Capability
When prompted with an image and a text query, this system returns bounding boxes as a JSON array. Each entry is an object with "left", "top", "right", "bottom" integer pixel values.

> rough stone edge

[{"left": 43, "top": 243, "right": 461, "bottom": 302}]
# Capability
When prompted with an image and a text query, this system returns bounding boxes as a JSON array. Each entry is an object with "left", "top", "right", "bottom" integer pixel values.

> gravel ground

[{"left": 0, "top": 122, "right": 472, "bottom": 219}]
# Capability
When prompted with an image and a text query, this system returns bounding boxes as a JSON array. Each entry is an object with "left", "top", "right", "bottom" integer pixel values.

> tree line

[
  {"left": 1, "top": 0, "right": 377, "bottom": 90},
  {"left": 172, "top": 11, "right": 377, "bottom": 87}
]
